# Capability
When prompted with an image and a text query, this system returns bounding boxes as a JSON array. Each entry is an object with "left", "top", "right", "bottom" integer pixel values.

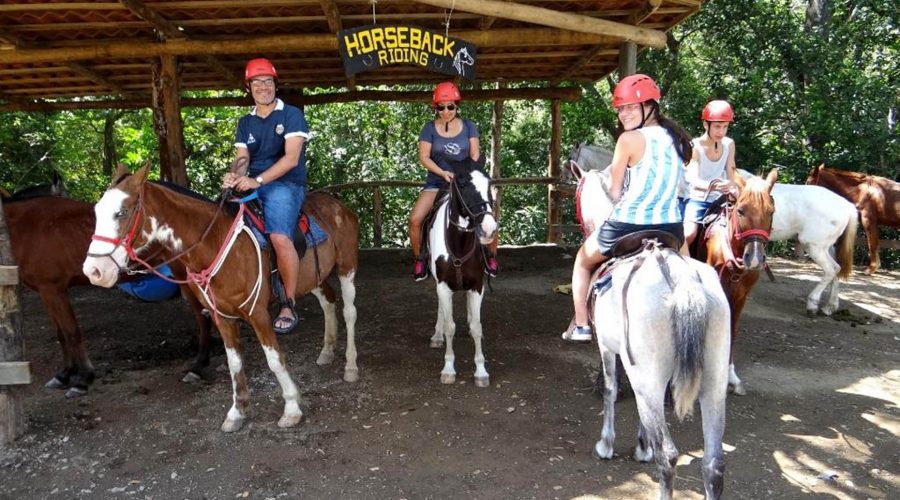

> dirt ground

[{"left": 0, "top": 246, "right": 897, "bottom": 500}]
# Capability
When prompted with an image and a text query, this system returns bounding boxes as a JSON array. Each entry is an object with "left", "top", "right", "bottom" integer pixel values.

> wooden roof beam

[
  {"left": 65, "top": 62, "right": 131, "bottom": 95},
  {"left": 549, "top": 45, "right": 618, "bottom": 86},
  {"left": 0, "top": 28, "right": 25, "bottom": 47},
  {"left": 478, "top": 0, "right": 512, "bottom": 31},
  {"left": 409, "top": 0, "right": 667, "bottom": 48},
  {"left": 118, "top": 0, "right": 185, "bottom": 39},
  {"left": 628, "top": 0, "right": 663, "bottom": 25},
  {"left": 200, "top": 55, "right": 243, "bottom": 87},
  {"left": 0, "top": 29, "right": 615, "bottom": 65},
  {"left": 317, "top": 0, "right": 355, "bottom": 91}
]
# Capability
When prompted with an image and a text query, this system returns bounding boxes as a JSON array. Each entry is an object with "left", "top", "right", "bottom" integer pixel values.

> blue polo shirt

[{"left": 234, "top": 99, "right": 310, "bottom": 185}]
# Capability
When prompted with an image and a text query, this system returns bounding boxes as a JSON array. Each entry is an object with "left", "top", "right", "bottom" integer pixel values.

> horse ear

[
  {"left": 567, "top": 160, "right": 584, "bottom": 181},
  {"left": 134, "top": 162, "right": 152, "bottom": 185},
  {"left": 765, "top": 168, "right": 779, "bottom": 191},
  {"left": 113, "top": 163, "right": 128, "bottom": 180},
  {"left": 733, "top": 172, "right": 746, "bottom": 190}
]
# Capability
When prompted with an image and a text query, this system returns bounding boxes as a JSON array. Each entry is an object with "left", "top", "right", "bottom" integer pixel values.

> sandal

[
  {"left": 273, "top": 299, "right": 299, "bottom": 335},
  {"left": 561, "top": 324, "right": 593, "bottom": 342}
]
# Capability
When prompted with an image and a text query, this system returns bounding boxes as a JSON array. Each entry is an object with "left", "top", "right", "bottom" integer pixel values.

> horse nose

[
  {"left": 82, "top": 260, "right": 109, "bottom": 287},
  {"left": 743, "top": 243, "right": 766, "bottom": 270}
]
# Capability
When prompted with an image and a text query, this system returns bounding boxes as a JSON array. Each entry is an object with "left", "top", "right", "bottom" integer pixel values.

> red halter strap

[
  {"left": 730, "top": 207, "right": 770, "bottom": 242},
  {"left": 89, "top": 185, "right": 146, "bottom": 260}
]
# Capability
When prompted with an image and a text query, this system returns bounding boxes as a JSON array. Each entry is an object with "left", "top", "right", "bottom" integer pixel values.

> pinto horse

[
  {"left": 572, "top": 162, "right": 731, "bottom": 500},
  {"left": 693, "top": 170, "right": 777, "bottom": 396},
  {"left": 425, "top": 157, "right": 498, "bottom": 387},
  {"left": 806, "top": 164, "right": 900, "bottom": 274},
  {"left": 2, "top": 195, "right": 213, "bottom": 398},
  {"left": 82, "top": 165, "right": 359, "bottom": 432},
  {"left": 738, "top": 169, "right": 858, "bottom": 315}
]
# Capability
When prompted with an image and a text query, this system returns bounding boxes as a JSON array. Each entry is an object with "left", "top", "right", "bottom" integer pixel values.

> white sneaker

[{"left": 561, "top": 325, "right": 593, "bottom": 342}]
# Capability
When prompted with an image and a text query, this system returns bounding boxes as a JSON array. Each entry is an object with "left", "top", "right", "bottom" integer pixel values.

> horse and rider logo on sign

[{"left": 337, "top": 25, "right": 477, "bottom": 80}]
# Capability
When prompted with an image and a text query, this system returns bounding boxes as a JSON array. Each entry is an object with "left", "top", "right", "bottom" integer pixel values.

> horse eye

[
  {"left": 736, "top": 208, "right": 746, "bottom": 217},
  {"left": 115, "top": 209, "right": 128, "bottom": 219}
]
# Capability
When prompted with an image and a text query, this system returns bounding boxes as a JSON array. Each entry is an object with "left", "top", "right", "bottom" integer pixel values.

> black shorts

[{"left": 596, "top": 220, "right": 685, "bottom": 257}]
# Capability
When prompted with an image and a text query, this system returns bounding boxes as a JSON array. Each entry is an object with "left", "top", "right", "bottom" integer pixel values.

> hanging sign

[{"left": 337, "top": 25, "right": 477, "bottom": 80}]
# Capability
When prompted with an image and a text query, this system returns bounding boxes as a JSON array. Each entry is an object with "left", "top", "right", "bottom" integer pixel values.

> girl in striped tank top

[{"left": 562, "top": 74, "right": 694, "bottom": 342}]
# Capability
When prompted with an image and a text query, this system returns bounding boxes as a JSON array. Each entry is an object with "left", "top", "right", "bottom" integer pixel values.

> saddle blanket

[{"left": 246, "top": 212, "right": 328, "bottom": 250}]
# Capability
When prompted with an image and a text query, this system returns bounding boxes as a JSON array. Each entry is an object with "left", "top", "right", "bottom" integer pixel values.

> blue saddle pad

[{"left": 245, "top": 212, "right": 328, "bottom": 250}]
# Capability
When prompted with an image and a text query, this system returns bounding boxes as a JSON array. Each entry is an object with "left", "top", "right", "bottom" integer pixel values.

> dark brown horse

[
  {"left": 82, "top": 165, "right": 360, "bottom": 432},
  {"left": 806, "top": 164, "right": 900, "bottom": 274},
  {"left": 694, "top": 169, "right": 777, "bottom": 396},
  {"left": 2, "top": 195, "right": 214, "bottom": 398}
]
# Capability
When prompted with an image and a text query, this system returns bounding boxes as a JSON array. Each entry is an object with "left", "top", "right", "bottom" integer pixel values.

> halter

[
  {"left": 88, "top": 182, "right": 264, "bottom": 319},
  {"left": 442, "top": 175, "right": 493, "bottom": 277},
  {"left": 713, "top": 200, "right": 772, "bottom": 281}
]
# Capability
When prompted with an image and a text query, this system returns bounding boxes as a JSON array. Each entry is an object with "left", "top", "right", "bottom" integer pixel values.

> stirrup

[
  {"left": 484, "top": 256, "right": 499, "bottom": 277},
  {"left": 413, "top": 258, "right": 429, "bottom": 282},
  {"left": 561, "top": 324, "right": 593, "bottom": 342}
]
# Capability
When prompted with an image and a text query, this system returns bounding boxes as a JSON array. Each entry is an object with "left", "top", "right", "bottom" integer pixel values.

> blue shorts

[
  {"left": 258, "top": 181, "right": 305, "bottom": 237},
  {"left": 683, "top": 199, "right": 715, "bottom": 223},
  {"left": 596, "top": 220, "right": 684, "bottom": 257}
]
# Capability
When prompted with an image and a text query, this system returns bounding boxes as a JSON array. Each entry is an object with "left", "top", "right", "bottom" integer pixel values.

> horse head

[
  {"left": 82, "top": 164, "right": 155, "bottom": 287},
  {"left": 449, "top": 156, "right": 497, "bottom": 245},
  {"left": 730, "top": 168, "right": 778, "bottom": 270}
]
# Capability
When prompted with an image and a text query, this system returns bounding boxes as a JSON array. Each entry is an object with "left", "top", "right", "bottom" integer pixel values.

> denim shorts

[
  {"left": 683, "top": 199, "right": 715, "bottom": 223},
  {"left": 596, "top": 220, "right": 684, "bottom": 257},
  {"left": 258, "top": 181, "right": 306, "bottom": 237}
]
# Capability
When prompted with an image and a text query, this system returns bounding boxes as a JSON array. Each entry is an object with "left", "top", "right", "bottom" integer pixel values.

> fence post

[
  {"left": 0, "top": 197, "right": 29, "bottom": 446},
  {"left": 373, "top": 187, "right": 383, "bottom": 248},
  {"left": 546, "top": 98, "right": 562, "bottom": 242}
]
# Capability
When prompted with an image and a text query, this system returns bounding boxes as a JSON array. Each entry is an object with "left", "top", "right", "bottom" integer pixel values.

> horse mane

[
  {"left": 823, "top": 166, "right": 869, "bottom": 181},
  {"left": 740, "top": 177, "right": 776, "bottom": 213}
]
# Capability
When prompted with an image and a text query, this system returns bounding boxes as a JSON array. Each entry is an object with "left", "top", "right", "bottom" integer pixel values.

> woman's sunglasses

[{"left": 435, "top": 104, "right": 457, "bottom": 111}]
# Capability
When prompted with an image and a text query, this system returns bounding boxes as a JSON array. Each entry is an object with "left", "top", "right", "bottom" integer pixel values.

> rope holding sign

[
  {"left": 370, "top": 0, "right": 377, "bottom": 25},
  {"left": 444, "top": 0, "right": 456, "bottom": 40}
]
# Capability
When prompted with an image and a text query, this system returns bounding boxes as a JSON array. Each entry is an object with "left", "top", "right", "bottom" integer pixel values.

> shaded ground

[{"left": 0, "top": 246, "right": 897, "bottom": 499}]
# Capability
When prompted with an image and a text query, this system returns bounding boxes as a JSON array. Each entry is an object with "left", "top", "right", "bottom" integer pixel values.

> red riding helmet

[
  {"left": 702, "top": 100, "right": 734, "bottom": 122},
  {"left": 432, "top": 81, "right": 461, "bottom": 106},
  {"left": 612, "top": 74, "right": 661, "bottom": 108},
  {"left": 244, "top": 58, "right": 278, "bottom": 83}
]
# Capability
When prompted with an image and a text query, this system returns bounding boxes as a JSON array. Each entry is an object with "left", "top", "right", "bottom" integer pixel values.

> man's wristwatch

[{"left": 255, "top": 175, "right": 264, "bottom": 185}]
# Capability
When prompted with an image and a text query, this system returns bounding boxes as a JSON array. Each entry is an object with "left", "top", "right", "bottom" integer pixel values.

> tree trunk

[{"left": 0, "top": 198, "right": 26, "bottom": 446}]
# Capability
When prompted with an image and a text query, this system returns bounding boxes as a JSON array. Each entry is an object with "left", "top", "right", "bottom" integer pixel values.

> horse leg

[
  {"left": 339, "top": 271, "right": 359, "bottom": 383},
  {"left": 465, "top": 289, "right": 488, "bottom": 387},
  {"left": 39, "top": 288, "right": 94, "bottom": 398},
  {"left": 436, "top": 284, "right": 456, "bottom": 384},
  {"left": 245, "top": 313, "right": 303, "bottom": 429},
  {"left": 216, "top": 319, "right": 251, "bottom": 432},
  {"left": 430, "top": 295, "right": 445, "bottom": 348},
  {"left": 182, "top": 286, "right": 214, "bottom": 383},
  {"left": 804, "top": 244, "right": 840, "bottom": 316},
  {"left": 592, "top": 348, "right": 618, "bottom": 460},
  {"left": 726, "top": 292, "right": 748, "bottom": 396},
  {"left": 633, "top": 387, "right": 679, "bottom": 500},
  {"left": 861, "top": 210, "right": 880, "bottom": 274},
  {"left": 699, "top": 354, "right": 729, "bottom": 499},
  {"left": 311, "top": 283, "right": 338, "bottom": 367}
]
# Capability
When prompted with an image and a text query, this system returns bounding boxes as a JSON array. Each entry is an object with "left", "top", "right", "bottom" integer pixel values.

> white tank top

[{"left": 688, "top": 136, "right": 732, "bottom": 201}]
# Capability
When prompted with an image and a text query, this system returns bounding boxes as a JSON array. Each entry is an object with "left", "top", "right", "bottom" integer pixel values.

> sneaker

[
  {"left": 413, "top": 259, "right": 428, "bottom": 281},
  {"left": 485, "top": 256, "right": 499, "bottom": 277},
  {"left": 561, "top": 324, "right": 593, "bottom": 342}
]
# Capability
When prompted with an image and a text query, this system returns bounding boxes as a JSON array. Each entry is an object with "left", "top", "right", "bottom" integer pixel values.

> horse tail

[
  {"left": 670, "top": 270, "right": 708, "bottom": 421},
  {"left": 836, "top": 208, "right": 858, "bottom": 279}
]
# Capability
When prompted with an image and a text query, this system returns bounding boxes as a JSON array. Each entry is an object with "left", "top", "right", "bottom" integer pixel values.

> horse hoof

[
  {"left": 64, "top": 387, "right": 88, "bottom": 399},
  {"left": 729, "top": 383, "right": 747, "bottom": 396},
  {"left": 45, "top": 376, "right": 68, "bottom": 390},
  {"left": 181, "top": 371, "right": 202, "bottom": 384},
  {"left": 440, "top": 373, "right": 456, "bottom": 385},
  {"left": 277, "top": 412, "right": 303, "bottom": 428},
  {"left": 343, "top": 369, "right": 359, "bottom": 383},
  {"left": 634, "top": 445, "right": 654, "bottom": 462},
  {"left": 806, "top": 309, "right": 817, "bottom": 318},
  {"left": 593, "top": 441, "right": 614, "bottom": 460},
  {"left": 316, "top": 352, "right": 335, "bottom": 366},
  {"left": 474, "top": 376, "right": 489, "bottom": 388},
  {"left": 221, "top": 417, "right": 244, "bottom": 433}
]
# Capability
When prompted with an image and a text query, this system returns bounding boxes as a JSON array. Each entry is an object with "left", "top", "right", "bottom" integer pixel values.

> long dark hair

[{"left": 615, "top": 101, "right": 693, "bottom": 163}]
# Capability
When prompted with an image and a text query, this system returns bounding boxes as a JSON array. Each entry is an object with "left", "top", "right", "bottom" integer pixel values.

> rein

[
  {"left": 89, "top": 183, "right": 264, "bottom": 318},
  {"left": 443, "top": 180, "right": 483, "bottom": 282}
]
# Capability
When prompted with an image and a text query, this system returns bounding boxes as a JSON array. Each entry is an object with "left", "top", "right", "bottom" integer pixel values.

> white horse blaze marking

[{"left": 87, "top": 189, "right": 129, "bottom": 255}]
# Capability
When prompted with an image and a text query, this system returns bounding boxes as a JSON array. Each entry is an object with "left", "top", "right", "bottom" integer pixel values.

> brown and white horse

[
  {"left": 694, "top": 170, "right": 777, "bottom": 395},
  {"left": 426, "top": 157, "right": 498, "bottom": 387},
  {"left": 82, "top": 165, "right": 360, "bottom": 432},
  {"left": 807, "top": 164, "right": 900, "bottom": 274}
]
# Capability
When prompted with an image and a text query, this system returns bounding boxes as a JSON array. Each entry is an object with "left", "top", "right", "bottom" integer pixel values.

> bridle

[
  {"left": 716, "top": 195, "right": 773, "bottom": 281},
  {"left": 443, "top": 173, "right": 494, "bottom": 273}
]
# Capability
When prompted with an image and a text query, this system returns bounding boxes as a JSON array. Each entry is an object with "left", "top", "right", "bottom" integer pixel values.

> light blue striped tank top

[{"left": 610, "top": 126, "right": 685, "bottom": 225}]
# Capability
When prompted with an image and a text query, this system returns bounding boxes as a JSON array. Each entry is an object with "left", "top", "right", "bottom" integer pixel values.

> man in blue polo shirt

[{"left": 222, "top": 58, "right": 309, "bottom": 334}]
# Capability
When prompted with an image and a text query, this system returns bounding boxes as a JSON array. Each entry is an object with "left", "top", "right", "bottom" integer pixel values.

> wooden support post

[
  {"left": 0, "top": 197, "right": 28, "bottom": 446},
  {"left": 619, "top": 42, "right": 637, "bottom": 77},
  {"left": 490, "top": 84, "right": 504, "bottom": 243},
  {"left": 373, "top": 187, "right": 383, "bottom": 249},
  {"left": 547, "top": 99, "right": 562, "bottom": 243},
  {"left": 151, "top": 55, "right": 188, "bottom": 187}
]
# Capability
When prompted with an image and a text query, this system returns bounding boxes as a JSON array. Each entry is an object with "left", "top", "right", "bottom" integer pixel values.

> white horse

[
  {"left": 738, "top": 169, "right": 858, "bottom": 315},
  {"left": 569, "top": 156, "right": 731, "bottom": 499},
  {"left": 426, "top": 157, "right": 498, "bottom": 387}
]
